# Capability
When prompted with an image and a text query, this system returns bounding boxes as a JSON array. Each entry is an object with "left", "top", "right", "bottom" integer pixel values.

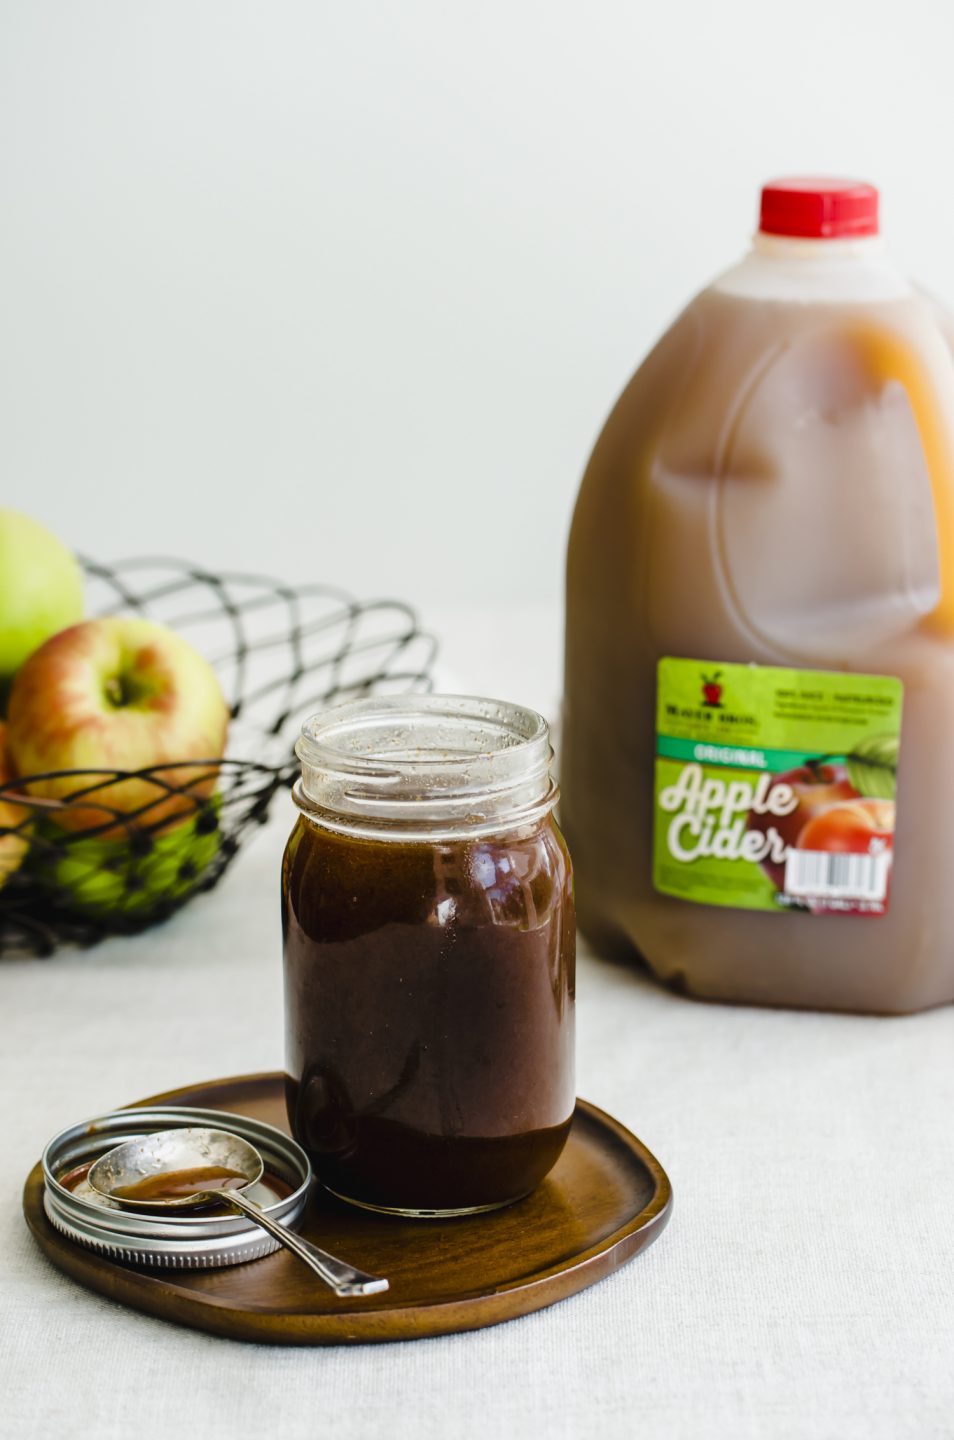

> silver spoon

[{"left": 87, "top": 1126, "right": 388, "bottom": 1298}]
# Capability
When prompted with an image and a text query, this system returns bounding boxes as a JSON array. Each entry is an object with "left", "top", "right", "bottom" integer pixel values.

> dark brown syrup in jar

[{"left": 282, "top": 815, "right": 575, "bottom": 1213}]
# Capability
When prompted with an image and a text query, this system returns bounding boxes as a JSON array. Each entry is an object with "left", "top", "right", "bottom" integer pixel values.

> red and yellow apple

[
  {"left": 747, "top": 762, "right": 859, "bottom": 887},
  {"left": 0, "top": 721, "right": 29, "bottom": 886},
  {"left": 6, "top": 617, "right": 229, "bottom": 837}
]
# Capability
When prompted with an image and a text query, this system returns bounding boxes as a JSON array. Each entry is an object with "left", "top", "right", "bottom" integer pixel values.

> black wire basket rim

[{"left": 0, "top": 762, "right": 267, "bottom": 845}]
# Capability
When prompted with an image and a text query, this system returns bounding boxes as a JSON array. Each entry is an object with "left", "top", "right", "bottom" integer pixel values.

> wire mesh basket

[{"left": 0, "top": 557, "right": 437, "bottom": 956}]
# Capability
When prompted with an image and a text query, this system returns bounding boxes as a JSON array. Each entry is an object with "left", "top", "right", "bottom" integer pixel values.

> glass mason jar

[{"left": 281, "top": 695, "right": 575, "bottom": 1218}]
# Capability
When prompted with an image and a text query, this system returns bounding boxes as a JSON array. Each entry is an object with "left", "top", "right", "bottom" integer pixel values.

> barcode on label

[{"left": 783, "top": 848, "right": 890, "bottom": 902}]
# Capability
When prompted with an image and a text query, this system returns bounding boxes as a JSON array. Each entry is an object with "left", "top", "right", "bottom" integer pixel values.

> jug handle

[{"left": 851, "top": 321, "right": 954, "bottom": 635}]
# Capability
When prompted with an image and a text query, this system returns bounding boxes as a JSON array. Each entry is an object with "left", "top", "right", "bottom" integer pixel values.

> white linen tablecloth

[{"left": 3, "top": 610, "right": 953, "bottom": 1440}]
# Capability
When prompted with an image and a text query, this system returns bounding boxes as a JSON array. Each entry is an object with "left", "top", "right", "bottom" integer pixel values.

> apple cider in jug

[{"left": 562, "top": 178, "right": 954, "bottom": 1013}]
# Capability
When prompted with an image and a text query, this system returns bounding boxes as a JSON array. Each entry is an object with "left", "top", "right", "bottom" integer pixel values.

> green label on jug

[{"left": 652, "top": 658, "right": 904, "bottom": 916}]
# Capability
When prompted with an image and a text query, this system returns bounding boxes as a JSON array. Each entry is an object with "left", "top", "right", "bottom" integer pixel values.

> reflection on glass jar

[{"left": 281, "top": 695, "right": 575, "bottom": 1217}]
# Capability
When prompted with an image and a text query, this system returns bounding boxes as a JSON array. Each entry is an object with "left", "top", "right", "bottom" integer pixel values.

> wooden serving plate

[{"left": 23, "top": 1071, "right": 672, "bottom": 1345}]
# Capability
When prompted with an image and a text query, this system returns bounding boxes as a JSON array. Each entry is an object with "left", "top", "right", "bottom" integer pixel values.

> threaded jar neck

[{"left": 293, "top": 694, "right": 557, "bottom": 840}]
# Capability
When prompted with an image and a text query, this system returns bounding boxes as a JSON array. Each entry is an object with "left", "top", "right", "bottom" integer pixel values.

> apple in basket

[
  {"left": 0, "top": 721, "right": 29, "bottom": 888},
  {"left": 6, "top": 617, "right": 230, "bottom": 839},
  {"left": 0, "top": 509, "right": 84, "bottom": 703},
  {"left": 29, "top": 798, "right": 223, "bottom": 918}
]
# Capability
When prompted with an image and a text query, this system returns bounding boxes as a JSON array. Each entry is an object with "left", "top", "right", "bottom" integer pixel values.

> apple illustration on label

[
  {"left": 6, "top": 617, "right": 229, "bottom": 837},
  {"left": 746, "top": 761, "right": 859, "bottom": 888},
  {"left": 0, "top": 510, "right": 84, "bottom": 704},
  {"left": 701, "top": 671, "right": 723, "bottom": 707},
  {"left": 797, "top": 798, "right": 895, "bottom": 855},
  {"left": 796, "top": 797, "right": 895, "bottom": 914},
  {"left": 0, "top": 721, "right": 29, "bottom": 888}
]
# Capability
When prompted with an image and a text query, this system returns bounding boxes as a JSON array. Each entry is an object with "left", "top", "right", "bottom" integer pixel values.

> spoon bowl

[
  {"left": 88, "top": 1126, "right": 261, "bottom": 1210},
  {"left": 88, "top": 1126, "right": 388, "bottom": 1297}
]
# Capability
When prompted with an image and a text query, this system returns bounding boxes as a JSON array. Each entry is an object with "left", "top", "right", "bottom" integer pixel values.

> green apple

[
  {"left": 0, "top": 720, "right": 29, "bottom": 888},
  {"left": 30, "top": 800, "right": 222, "bottom": 918},
  {"left": 7, "top": 616, "right": 229, "bottom": 837},
  {"left": 0, "top": 510, "right": 84, "bottom": 706}
]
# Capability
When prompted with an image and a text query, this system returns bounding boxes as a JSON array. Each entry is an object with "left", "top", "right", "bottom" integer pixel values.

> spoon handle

[{"left": 224, "top": 1190, "right": 389, "bottom": 1297}]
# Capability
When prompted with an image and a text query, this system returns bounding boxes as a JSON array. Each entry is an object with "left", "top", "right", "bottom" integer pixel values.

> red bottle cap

[{"left": 759, "top": 178, "right": 879, "bottom": 239}]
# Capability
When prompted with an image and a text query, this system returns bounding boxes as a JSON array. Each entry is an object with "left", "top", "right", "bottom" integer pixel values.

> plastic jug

[{"left": 562, "top": 178, "right": 954, "bottom": 1013}]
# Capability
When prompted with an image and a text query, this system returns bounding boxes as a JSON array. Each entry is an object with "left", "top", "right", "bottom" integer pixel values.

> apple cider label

[{"left": 652, "top": 658, "right": 903, "bottom": 916}]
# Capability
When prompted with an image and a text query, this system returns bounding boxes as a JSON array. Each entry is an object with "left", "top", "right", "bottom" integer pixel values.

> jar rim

[
  {"left": 294, "top": 694, "right": 556, "bottom": 838},
  {"left": 297, "top": 693, "right": 549, "bottom": 769}
]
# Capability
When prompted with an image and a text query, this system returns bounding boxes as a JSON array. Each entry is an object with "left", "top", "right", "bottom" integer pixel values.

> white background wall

[{"left": 3, "top": 0, "right": 954, "bottom": 625}]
